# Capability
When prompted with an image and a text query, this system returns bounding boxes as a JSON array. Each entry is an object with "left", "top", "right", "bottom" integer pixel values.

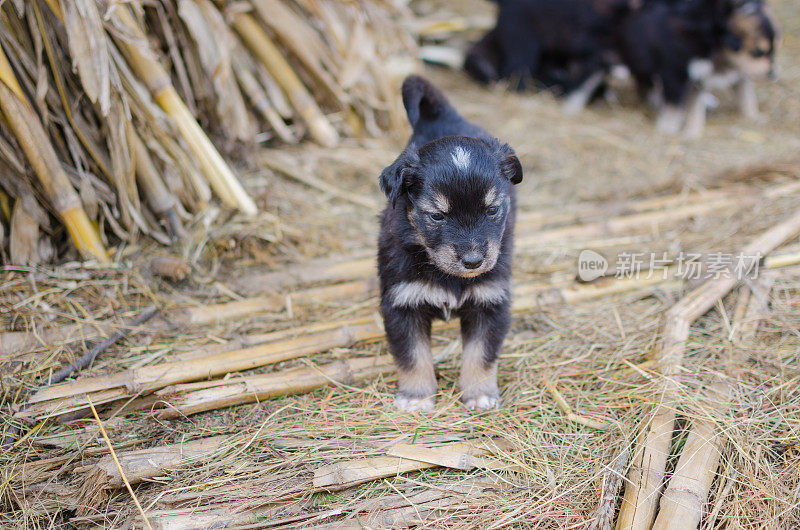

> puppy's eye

[
  {"left": 429, "top": 212, "right": 445, "bottom": 222},
  {"left": 487, "top": 205, "right": 500, "bottom": 216}
]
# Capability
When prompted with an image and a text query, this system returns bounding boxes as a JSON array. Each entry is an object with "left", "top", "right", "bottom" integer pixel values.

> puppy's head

[
  {"left": 381, "top": 136, "right": 523, "bottom": 278},
  {"left": 722, "top": 2, "right": 778, "bottom": 80}
]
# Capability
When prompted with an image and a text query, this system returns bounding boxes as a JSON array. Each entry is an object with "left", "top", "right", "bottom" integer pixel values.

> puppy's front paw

[
  {"left": 394, "top": 393, "right": 435, "bottom": 412},
  {"left": 462, "top": 392, "right": 501, "bottom": 411},
  {"left": 656, "top": 106, "right": 684, "bottom": 135}
]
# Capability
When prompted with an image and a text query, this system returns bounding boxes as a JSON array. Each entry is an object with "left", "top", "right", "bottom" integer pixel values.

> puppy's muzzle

[{"left": 460, "top": 251, "right": 484, "bottom": 270}]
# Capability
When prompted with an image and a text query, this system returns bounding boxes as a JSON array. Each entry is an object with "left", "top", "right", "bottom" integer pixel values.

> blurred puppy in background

[
  {"left": 464, "top": 0, "right": 630, "bottom": 114},
  {"left": 464, "top": 0, "right": 778, "bottom": 135},
  {"left": 378, "top": 75, "right": 523, "bottom": 412},
  {"left": 618, "top": 0, "right": 778, "bottom": 136},
  {"left": 683, "top": 0, "right": 778, "bottom": 136}
]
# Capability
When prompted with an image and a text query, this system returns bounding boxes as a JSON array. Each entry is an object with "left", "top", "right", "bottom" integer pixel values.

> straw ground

[{"left": 3, "top": 0, "right": 800, "bottom": 527}]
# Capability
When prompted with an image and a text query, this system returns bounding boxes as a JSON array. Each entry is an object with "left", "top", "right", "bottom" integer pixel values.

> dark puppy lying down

[
  {"left": 464, "top": 0, "right": 628, "bottom": 112},
  {"left": 378, "top": 75, "right": 523, "bottom": 412}
]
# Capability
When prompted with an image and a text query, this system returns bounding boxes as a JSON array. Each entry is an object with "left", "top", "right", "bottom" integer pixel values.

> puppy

[
  {"left": 617, "top": 0, "right": 777, "bottom": 136},
  {"left": 378, "top": 75, "right": 523, "bottom": 412},
  {"left": 684, "top": 0, "right": 778, "bottom": 136},
  {"left": 615, "top": 0, "right": 723, "bottom": 133},
  {"left": 464, "top": 0, "right": 629, "bottom": 113}
]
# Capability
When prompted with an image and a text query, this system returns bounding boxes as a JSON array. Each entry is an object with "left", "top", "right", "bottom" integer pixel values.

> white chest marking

[
  {"left": 390, "top": 280, "right": 509, "bottom": 311},
  {"left": 451, "top": 146, "right": 471, "bottom": 172}
]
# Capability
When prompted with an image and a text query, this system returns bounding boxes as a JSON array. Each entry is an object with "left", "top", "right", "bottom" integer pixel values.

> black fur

[
  {"left": 464, "top": 0, "right": 629, "bottom": 93},
  {"left": 616, "top": 0, "right": 725, "bottom": 106},
  {"left": 378, "top": 75, "right": 522, "bottom": 409}
]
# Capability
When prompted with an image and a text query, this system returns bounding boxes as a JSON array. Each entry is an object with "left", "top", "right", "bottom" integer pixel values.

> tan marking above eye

[
  {"left": 484, "top": 187, "right": 497, "bottom": 206},
  {"left": 433, "top": 192, "right": 450, "bottom": 213}
]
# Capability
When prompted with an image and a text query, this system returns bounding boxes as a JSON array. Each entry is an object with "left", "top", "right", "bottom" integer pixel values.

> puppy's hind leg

[
  {"left": 683, "top": 86, "right": 708, "bottom": 139},
  {"left": 736, "top": 77, "right": 760, "bottom": 120},
  {"left": 657, "top": 69, "right": 689, "bottom": 135},
  {"left": 459, "top": 304, "right": 510, "bottom": 411},
  {"left": 382, "top": 305, "right": 437, "bottom": 412},
  {"left": 563, "top": 70, "right": 605, "bottom": 116}
]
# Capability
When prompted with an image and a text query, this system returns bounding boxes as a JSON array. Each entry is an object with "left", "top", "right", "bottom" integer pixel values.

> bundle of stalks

[
  {"left": 0, "top": 0, "right": 415, "bottom": 263},
  {"left": 617, "top": 208, "right": 800, "bottom": 530}
]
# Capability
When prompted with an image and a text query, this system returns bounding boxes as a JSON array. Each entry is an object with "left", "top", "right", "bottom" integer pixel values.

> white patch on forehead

[
  {"left": 484, "top": 187, "right": 497, "bottom": 206},
  {"left": 451, "top": 145, "right": 471, "bottom": 172}
]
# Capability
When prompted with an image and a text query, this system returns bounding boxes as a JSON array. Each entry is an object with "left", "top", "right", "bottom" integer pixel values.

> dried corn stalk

[{"left": 0, "top": 0, "right": 416, "bottom": 261}]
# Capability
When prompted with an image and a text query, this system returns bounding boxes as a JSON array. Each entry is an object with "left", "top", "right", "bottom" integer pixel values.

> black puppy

[
  {"left": 615, "top": 0, "right": 725, "bottom": 133},
  {"left": 464, "top": 0, "right": 629, "bottom": 113},
  {"left": 378, "top": 75, "right": 523, "bottom": 412},
  {"left": 616, "top": 0, "right": 777, "bottom": 135}
]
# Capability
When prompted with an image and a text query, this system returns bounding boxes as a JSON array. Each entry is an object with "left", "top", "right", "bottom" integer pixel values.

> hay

[
  {"left": 3, "top": 0, "right": 800, "bottom": 527},
  {"left": 0, "top": 0, "right": 414, "bottom": 262}
]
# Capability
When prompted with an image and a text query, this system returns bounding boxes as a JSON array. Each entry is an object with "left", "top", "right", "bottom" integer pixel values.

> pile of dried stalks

[{"left": 0, "top": 0, "right": 414, "bottom": 264}]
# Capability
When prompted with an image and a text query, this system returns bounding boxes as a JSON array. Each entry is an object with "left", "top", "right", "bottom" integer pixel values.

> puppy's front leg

[
  {"left": 382, "top": 305, "right": 437, "bottom": 412},
  {"left": 459, "top": 303, "right": 510, "bottom": 411}
]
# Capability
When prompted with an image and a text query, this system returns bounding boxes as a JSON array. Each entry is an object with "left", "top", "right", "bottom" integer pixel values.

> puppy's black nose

[{"left": 461, "top": 252, "right": 484, "bottom": 270}]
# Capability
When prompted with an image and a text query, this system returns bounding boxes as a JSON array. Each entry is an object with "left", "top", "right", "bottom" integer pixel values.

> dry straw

[{"left": 0, "top": 0, "right": 413, "bottom": 261}]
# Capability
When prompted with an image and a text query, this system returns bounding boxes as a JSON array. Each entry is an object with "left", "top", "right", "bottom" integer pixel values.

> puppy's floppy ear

[
  {"left": 379, "top": 149, "right": 420, "bottom": 207},
  {"left": 496, "top": 143, "right": 523, "bottom": 185}
]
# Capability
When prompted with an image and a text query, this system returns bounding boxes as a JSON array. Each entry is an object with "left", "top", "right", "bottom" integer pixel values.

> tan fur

[
  {"left": 433, "top": 192, "right": 450, "bottom": 213},
  {"left": 484, "top": 187, "right": 497, "bottom": 207},
  {"left": 725, "top": 12, "right": 774, "bottom": 80},
  {"left": 395, "top": 339, "right": 437, "bottom": 411},
  {"left": 459, "top": 338, "right": 500, "bottom": 410}
]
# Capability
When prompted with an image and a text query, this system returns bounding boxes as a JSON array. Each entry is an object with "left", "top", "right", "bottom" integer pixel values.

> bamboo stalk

[
  {"left": 108, "top": 5, "right": 256, "bottom": 215},
  {"left": 650, "top": 393, "right": 724, "bottom": 530},
  {"left": 0, "top": 47, "right": 109, "bottom": 263},
  {"left": 250, "top": 0, "right": 347, "bottom": 105},
  {"left": 230, "top": 11, "right": 339, "bottom": 148},
  {"left": 131, "top": 132, "right": 184, "bottom": 237},
  {"left": 616, "top": 208, "right": 800, "bottom": 530},
  {"left": 313, "top": 439, "right": 498, "bottom": 491},
  {"left": 152, "top": 355, "right": 394, "bottom": 417},
  {"left": 386, "top": 442, "right": 504, "bottom": 471},
  {"left": 77, "top": 435, "right": 227, "bottom": 488},
  {"left": 651, "top": 275, "right": 775, "bottom": 529},
  {"left": 232, "top": 52, "right": 297, "bottom": 144},
  {"left": 16, "top": 317, "right": 385, "bottom": 420}
]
